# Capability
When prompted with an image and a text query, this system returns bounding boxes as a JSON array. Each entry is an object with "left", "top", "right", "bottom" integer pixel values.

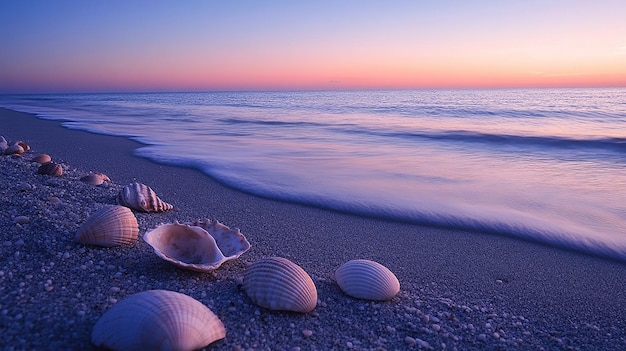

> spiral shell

[
  {"left": 118, "top": 182, "right": 173, "bottom": 212},
  {"left": 144, "top": 221, "right": 250, "bottom": 272},
  {"left": 37, "top": 162, "right": 63, "bottom": 176},
  {"left": 80, "top": 172, "right": 111, "bottom": 185},
  {"left": 75, "top": 205, "right": 139, "bottom": 247},
  {"left": 243, "top": 257, "right": 317, "bottom": 313},
  {"left": 91, "top": 290, "right": 226, "bottom": 351},
  {"left": 31, "top": 154, "right": 52, "bottom": 164},
  {"left": 334, "top": 259, "right": 400, "bottom": 301}
]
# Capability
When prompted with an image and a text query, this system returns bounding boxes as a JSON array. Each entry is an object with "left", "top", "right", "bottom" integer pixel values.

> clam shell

[
  {"left": 4, "top": 143, "right": 24, "bottom": 155},
  {"left": 80, "top": 172, "right": 111, "bottom": 185},
  {"left": 75, "top": 205, "right": 139, "bottom": 247},
  {"left": 91, "top": 290, "right": 226, "bottom": 351},
  {"left": 243, "top": 257, "right": 317, "bottom": 313},
  {"left": 118, "top": 182, "right": 173, "bottom": 212},
  {"left": 334, "top": 259, "right": 400, "bottom": 301},
  {"left": 144, "top": 221, "right": 250, "bottom": 272},
  {"left": 37, "top": 162, "right": 63, "bottom": 176},
  {"left": 193, "top": 218, "right": 251, "bottom": 257},
  {"left": 31, "top": 154, "right": 52, "bottom": 164}
]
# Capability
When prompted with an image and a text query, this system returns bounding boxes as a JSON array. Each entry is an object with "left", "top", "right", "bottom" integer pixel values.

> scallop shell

[
  {"left": 75, "top": 205, "right": 139, "bottom": 247},
  {"left": 37, "top": 162, "right": 63, "bottom": 176},
  {"left": 243, "top": 257, "right": 317, "bottom": 313},
  {"left": 118, "top": 182, "right": 173, "bottom": 212},
  {"left": 334, "top": 259, "right": 400, "bottom": 301},
  {"left": 80, "top": 172, "right": 111, "bottom": 185},
  {"left": 144, "top": 221, "right": 250, "bottom": 272},
  {"left": 31, "top": 154, "right": 52, "bottom": 164},
  {"left": 91, "top": 290, "right": 226, "bottom": 351},
  {"left": 4, "top": 143, "right": 24, "bottom": 155}
]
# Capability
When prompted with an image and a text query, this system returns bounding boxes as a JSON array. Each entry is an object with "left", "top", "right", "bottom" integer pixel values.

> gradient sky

[{"left": 1, "top": 0, "right": 625, "bottom": 93}]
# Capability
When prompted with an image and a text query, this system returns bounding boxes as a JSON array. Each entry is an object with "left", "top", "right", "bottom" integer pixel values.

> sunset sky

[{"left": 1, "top": 0, "right": 625, "bottom": 93}]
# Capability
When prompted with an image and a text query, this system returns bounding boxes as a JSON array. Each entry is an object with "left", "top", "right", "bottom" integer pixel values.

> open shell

[
  {"left": 37, "top": 162, "right": 63, "bottom": 176},
  {"left": 75, "top": 205, "right": 139, "bottom": 247},
  {"left": 91, "top": 290, "right": 226, "bottom": 351},
  {"left": 0, "top": 136, "right": 7, "bottom": 152},
  {"left": 334, "top": 259, "right": 400, "bottom": 301},
  {"left": 243, "top": 257, "right": 317, "bottom": 313},
  {"left": 144, "top": 221, "right": 250, "bottom": 272},
  {"left": 118, "top": 182, "right": 173, "bottom": 212}
]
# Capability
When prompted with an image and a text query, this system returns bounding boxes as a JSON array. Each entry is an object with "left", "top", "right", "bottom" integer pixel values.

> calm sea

[{"left": 2, "top": 89, "right": 625, "bottom": 261}]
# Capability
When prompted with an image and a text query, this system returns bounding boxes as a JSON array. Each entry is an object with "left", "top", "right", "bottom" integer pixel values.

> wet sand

[{"left": 1, "top": 107, "right": 625, "bottom": 350}]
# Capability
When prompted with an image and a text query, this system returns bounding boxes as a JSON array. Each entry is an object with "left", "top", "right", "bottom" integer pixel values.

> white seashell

[
  {"left": 144, "top": 221, "right": 250, "bottom": 272},
  {"left": 31, "top": 154, "right": 51, "bottom": 164},
  {"left": 80, "top": 172, "right": 111, "bottom": 185},
  {"left": 4, "top": 143, "right": 24, "bottom": 155},
  {"left": 75, "top": 205, "right": 139, "bottom": 247},
  {"left": 118, "top": 182, "right": 173, "bottom": 212},
  {"left": 37, "top": 162, "right": 63, "bottom": 176},
  {"left": 91, "top": 289, "right": 226, "bottom": 351},
  {"left": 243, "top": 257, "right": 317, "bottom": 313},
  {"left": 334, "top": 259, "right": 400, "bottom": 301},
  {"left": 0, "top": 136, "right": 8, "bottom": 151}
]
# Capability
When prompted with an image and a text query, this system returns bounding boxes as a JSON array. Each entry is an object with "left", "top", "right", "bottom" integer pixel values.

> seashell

[
  {"left": 144, "top": 221, "right": 250, "bottom": 272},
  {"left": 334, "top": 259, "right": 400, "bottom": 301},
  {"left": 80, "top": 172, "right": 111, "bottom": 185},
  {"left": 75, "top": 205, "right": 138, "bottom": 247},
  {"left": 193, "top": 218, "right": 251, "bottom": 257},
  {"left": 31, "top": 154, "right": 51, "bottom": 164},
  {"left": 4, "top": 143, "right": 24, "bottom": 155},
  {"left": 16, "top": 141, "right": 30, "bottom": 152},
  {"left": 37, "top": 162, "right": 63, "bottom": 176},
  {"left": 0, "top": 136, "right": 8, "bottom": 152},
  {"left": 118, "top": 182, "right": 173, "bottom": 212},
  {"left": 91, "top": 289, "right": 226, "bottom": 351},
  {"left": 243, "top": 257, "right": 317, "bottom": 313}
]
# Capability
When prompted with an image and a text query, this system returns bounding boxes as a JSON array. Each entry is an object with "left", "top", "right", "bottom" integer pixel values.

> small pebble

[
  {"left": 404, "top": 336, "right": 416, "bottom": 345},
  {"left": 14, "top": 216, "right": 30, "bottom": 224},
  {"left": 302, "top": 329, "right": 313, "bottom": 337}
]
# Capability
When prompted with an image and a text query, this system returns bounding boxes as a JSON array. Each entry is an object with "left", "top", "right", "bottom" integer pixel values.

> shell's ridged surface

[
  {"left": 91, "top": 290, "right": 226, "bottom": 351},
  {"left": 243, "top": 257, "right": 317, "bottom": 313},
  {"left": 334, "top": 259, "right": 400, "bottom": 301},
  {"left": 118, "top": 182, "right": 173, "bottom": 212},
  {"left": 75, "top": 206, "right": 139, "bottom": 247},
  {"left": 4, "top": 143, "right": 24, "bottom": 155},
  {"left": 31, "top": 154, "right": 51, "bottom": 164},
  {"left": 37, "top": 162, "right": 63, "bottom": 176},
  {"left": 193, "top": 219, "right": 251, "bottom": 257}
]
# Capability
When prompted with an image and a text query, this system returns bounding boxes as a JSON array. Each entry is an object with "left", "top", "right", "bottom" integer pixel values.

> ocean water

[{"left": 2, "top": 89, "right": 625, "bottom": 261}]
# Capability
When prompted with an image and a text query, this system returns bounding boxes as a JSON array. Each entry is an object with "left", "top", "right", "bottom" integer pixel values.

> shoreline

[{"left": 1, "top": 107, "right": 625, "bottom": 350}]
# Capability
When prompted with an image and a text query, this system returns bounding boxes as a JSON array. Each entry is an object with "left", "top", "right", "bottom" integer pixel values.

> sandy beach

[{"left": 1, "top": 107, "right": 625, "bottom": 350}]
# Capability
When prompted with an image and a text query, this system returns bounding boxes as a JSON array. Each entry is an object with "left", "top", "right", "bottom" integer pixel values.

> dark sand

[{"left": 1, "top": 107, "right": 625, "bottom": 350}]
